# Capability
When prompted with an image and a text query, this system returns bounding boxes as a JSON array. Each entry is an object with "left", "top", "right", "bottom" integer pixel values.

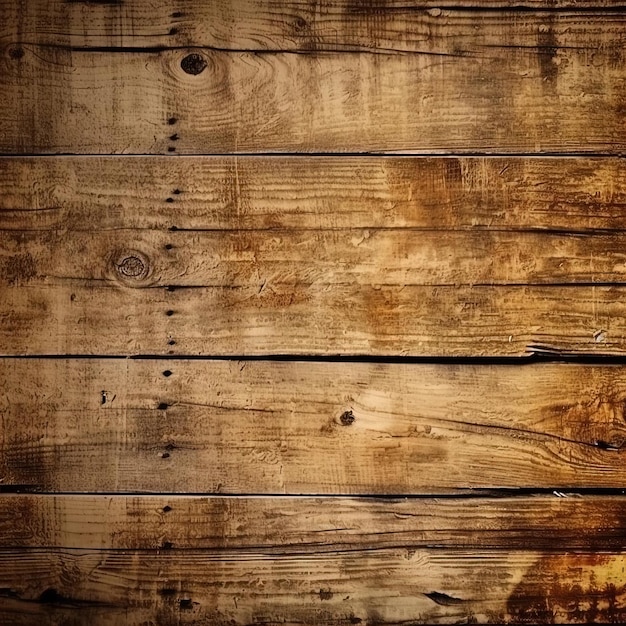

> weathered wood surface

[
  {"left": 2, "top": 2, "right": 622, "bottom": 51},
  {"left": 8, "top": 281, "right": 626, "bottom": 356},
  {"left": 3, "top": 494, "right": 626, "bottom": 551},
  {"left": 1, "top": 10, "right": 625, "bottom": 153},
  {"left": 3, "top": 493, "right": 626, "bottom": 624},
  {"left": 0, "top": 547, "right": 625, "bottom": 624},
  {"left": 2, "top": 2, "right": 626, "bottom": 623},
  {"left": 2, "top": 359, "right": 626, "bottom": 492},
  {"left": 4, "top": 156, "right": 626, "bottom": 356},
  {"left": 3, "top": 156, "right": 626, "bottom": 231}
]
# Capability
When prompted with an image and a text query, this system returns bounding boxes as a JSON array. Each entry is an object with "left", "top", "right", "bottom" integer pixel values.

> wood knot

[
  {"left": 340, "top": 410, "right": 355, "bottom": 426},
  {"left": 111, "top": 250, "right": 151, "bottom": 285},
  {"left": 117, "top": 256, "right": 145, "bottom": 278},
  {"left": 181, "top": 53, "right": 207, "bottom": 75},
  {"left": 294, "top": 16, "right": 308, "bottom": 31}
]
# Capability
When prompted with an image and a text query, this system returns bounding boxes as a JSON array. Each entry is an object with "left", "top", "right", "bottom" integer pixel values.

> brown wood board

[
  {"left": 2, "top": 0, "right": 623, "bottom": 56},
  {"left": 3, "top": 156, "right": 626, "bottom": 232},
  {"left": 2, "top": 494, "right": 626, "bottom": 551},
  {"left": 3, "top": 157, "right": 626, "bottom": 356},
  {"left": 1, "top": 11, "right": 625, "bottom": 153},
  {"left": 2, "top": 359, "right": 626, "bottom": 493},
  {"left": 0, "top": 548, "right": 624, "bottom": 624}
]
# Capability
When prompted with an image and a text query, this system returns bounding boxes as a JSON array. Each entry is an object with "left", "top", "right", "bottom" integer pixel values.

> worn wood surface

[
  {"left": 2, "top": 494, "right": 626, "bottom": 551},
  {"left": 4, "top": 156, "right": 626, "bottom": 356},
  {"left": 1, "top": 10, "right": 625, "bottom": 153},
  {"left": 3, "top": 156, "right": 626, "bottom": 231},
  {"left": 2, "top": 2, "right": 623, "bottom": 51},
  {"left": 0, "top": 548, "right": 625, "bottom": 625},
  {"left": 2, "top": 359, "right": 626, "bottom": 492},
  {"left": 2, "top": 1, "right": 626, "bottom": 623}
]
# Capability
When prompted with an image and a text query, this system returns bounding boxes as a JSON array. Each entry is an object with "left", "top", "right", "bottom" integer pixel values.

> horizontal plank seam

[
  {"left": 13, "top": 40, "right": 626, "bottom": 56},
  {"left": 1, "top": 488, "right": 625, "bottom": 497},
  {"left": 0, "top": 545, "right": 621, "bottom": 554},
  {"left": 6, "top": 354, "right": 626, "bottom": 364},
  {"left": 360, "top": 5, "right": 626, "bottom": 12},
  {"left": 2, "top": 152, "right": 626, "bottom": 158}
]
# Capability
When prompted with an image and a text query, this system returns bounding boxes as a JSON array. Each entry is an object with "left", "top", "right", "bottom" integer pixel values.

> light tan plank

[
  {"left": 1, "top": 1, "right": 621, "bottom": 51},
  {"left": 3, "top": 156, "right": 626, "bottom": 231},
  {"left": 2, "top": 494, "right": 626, "bottom": 551},
  {"left": 5, "top": 281, "right": 626, "bottom": 356},
  {"left": 2, "top": 359, "right": 626, "bottom": 492},
  {"left": 1, "top": 14, "right": 625, "bottom": 153},
  {"left": 0, "top": 548, "right": 624, "bottom": 624},
  {"left": 9, "top": 222, "right": 626, "bottom": 286}
]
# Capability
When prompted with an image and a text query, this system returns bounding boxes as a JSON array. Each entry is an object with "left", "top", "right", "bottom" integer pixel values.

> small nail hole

[
  {"left": 168, "top": 147, "right": 176, "bottom": 153},
  {"left": 168, "top": 339, "right": 176, "bottom": 346},
  {"left": 158, "top": 402, "right": 169, "bottom": 410},
  {"left": 169, "top": 28, "right": 178, "bottom": 35},
  {"left": 165, "top": 244, "right": 174, "bottom": 250},
  {"left": 163, "top": 505, "right": 172, "bottom": 513},
  {"left": 163, "top": 370, "right": 172, "bottom": 377},
  {"left": 166, "top": 310, "right": 174, "bottom": 316},
  {"left": 166, "top": 197, "right": 174, "bottom": 203},
  {"left": 170, "top": 134, "right": 179, "bottom": 141},
  {"left": 161, "top": 452, "right": 170, "bottom": 459},
  {"left": 168, "top": 117, "right": 177, "bottom": 125},
  {"left": 173, "top": 189, "right": 181, "bottom": 194}
]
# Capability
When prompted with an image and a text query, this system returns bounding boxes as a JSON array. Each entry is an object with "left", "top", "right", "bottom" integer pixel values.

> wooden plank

[
  {"left": 3, "top": 156, "right": 626, "bottom": 232},
  {"left": 4, "top": 156, "right": 626, "bottom": 356},
  {"left": 2, "top": 359, "right": 626, "bottom": 492},
  {"left": 2, "top": 494, "right": 626, "bottom": 551},
  {"left": 2, "top": 1, "right": 621, "bottom": 51},
  {"left": 1, "top": 13, "right": 625, "bottom": 153},
  {"left": 0, "top": 547, "right": 625, "bottom": 624},
  {"left": 7, "top": 282, "right": 626, "bottom": 356},
  {"left": 9, "top": 219, "right": 626, "bottom": 288}
]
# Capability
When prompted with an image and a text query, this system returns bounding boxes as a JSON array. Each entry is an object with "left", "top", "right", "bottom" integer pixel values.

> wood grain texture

[
  {"left": 1, "top": 10, "right": 625, "bottom": 153},
  {"left": 2, "top": 1, "right": 622, "bottom": 51},
  {"left": 2, "top": 359, "right": 626, "bottom": 492},
  {"left": 0, "top": 548, "right": 625, "bottom": 624},
  {"left": 4, "top": 156, "right": 626, "bottom": 356},
  {"left": 2, "top": 494, "right": 626, "bottom": 551},
  {"left": 3, "top": 156, "right": 626, "bottom": 231}
]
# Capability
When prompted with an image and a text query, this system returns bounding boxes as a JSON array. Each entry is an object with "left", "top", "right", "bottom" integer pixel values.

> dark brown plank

[
  {"left": 0, "top": 547, "right": 624, "bottom": 624},
  {"left": 2, "top": 359, "right": 626, "bottom": 492},
  {"left": 2, "top": 1, "right": 622, "bottom": 51},
  {"left": 2, "top": 494, "right": 626, "bottom": 551}
]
